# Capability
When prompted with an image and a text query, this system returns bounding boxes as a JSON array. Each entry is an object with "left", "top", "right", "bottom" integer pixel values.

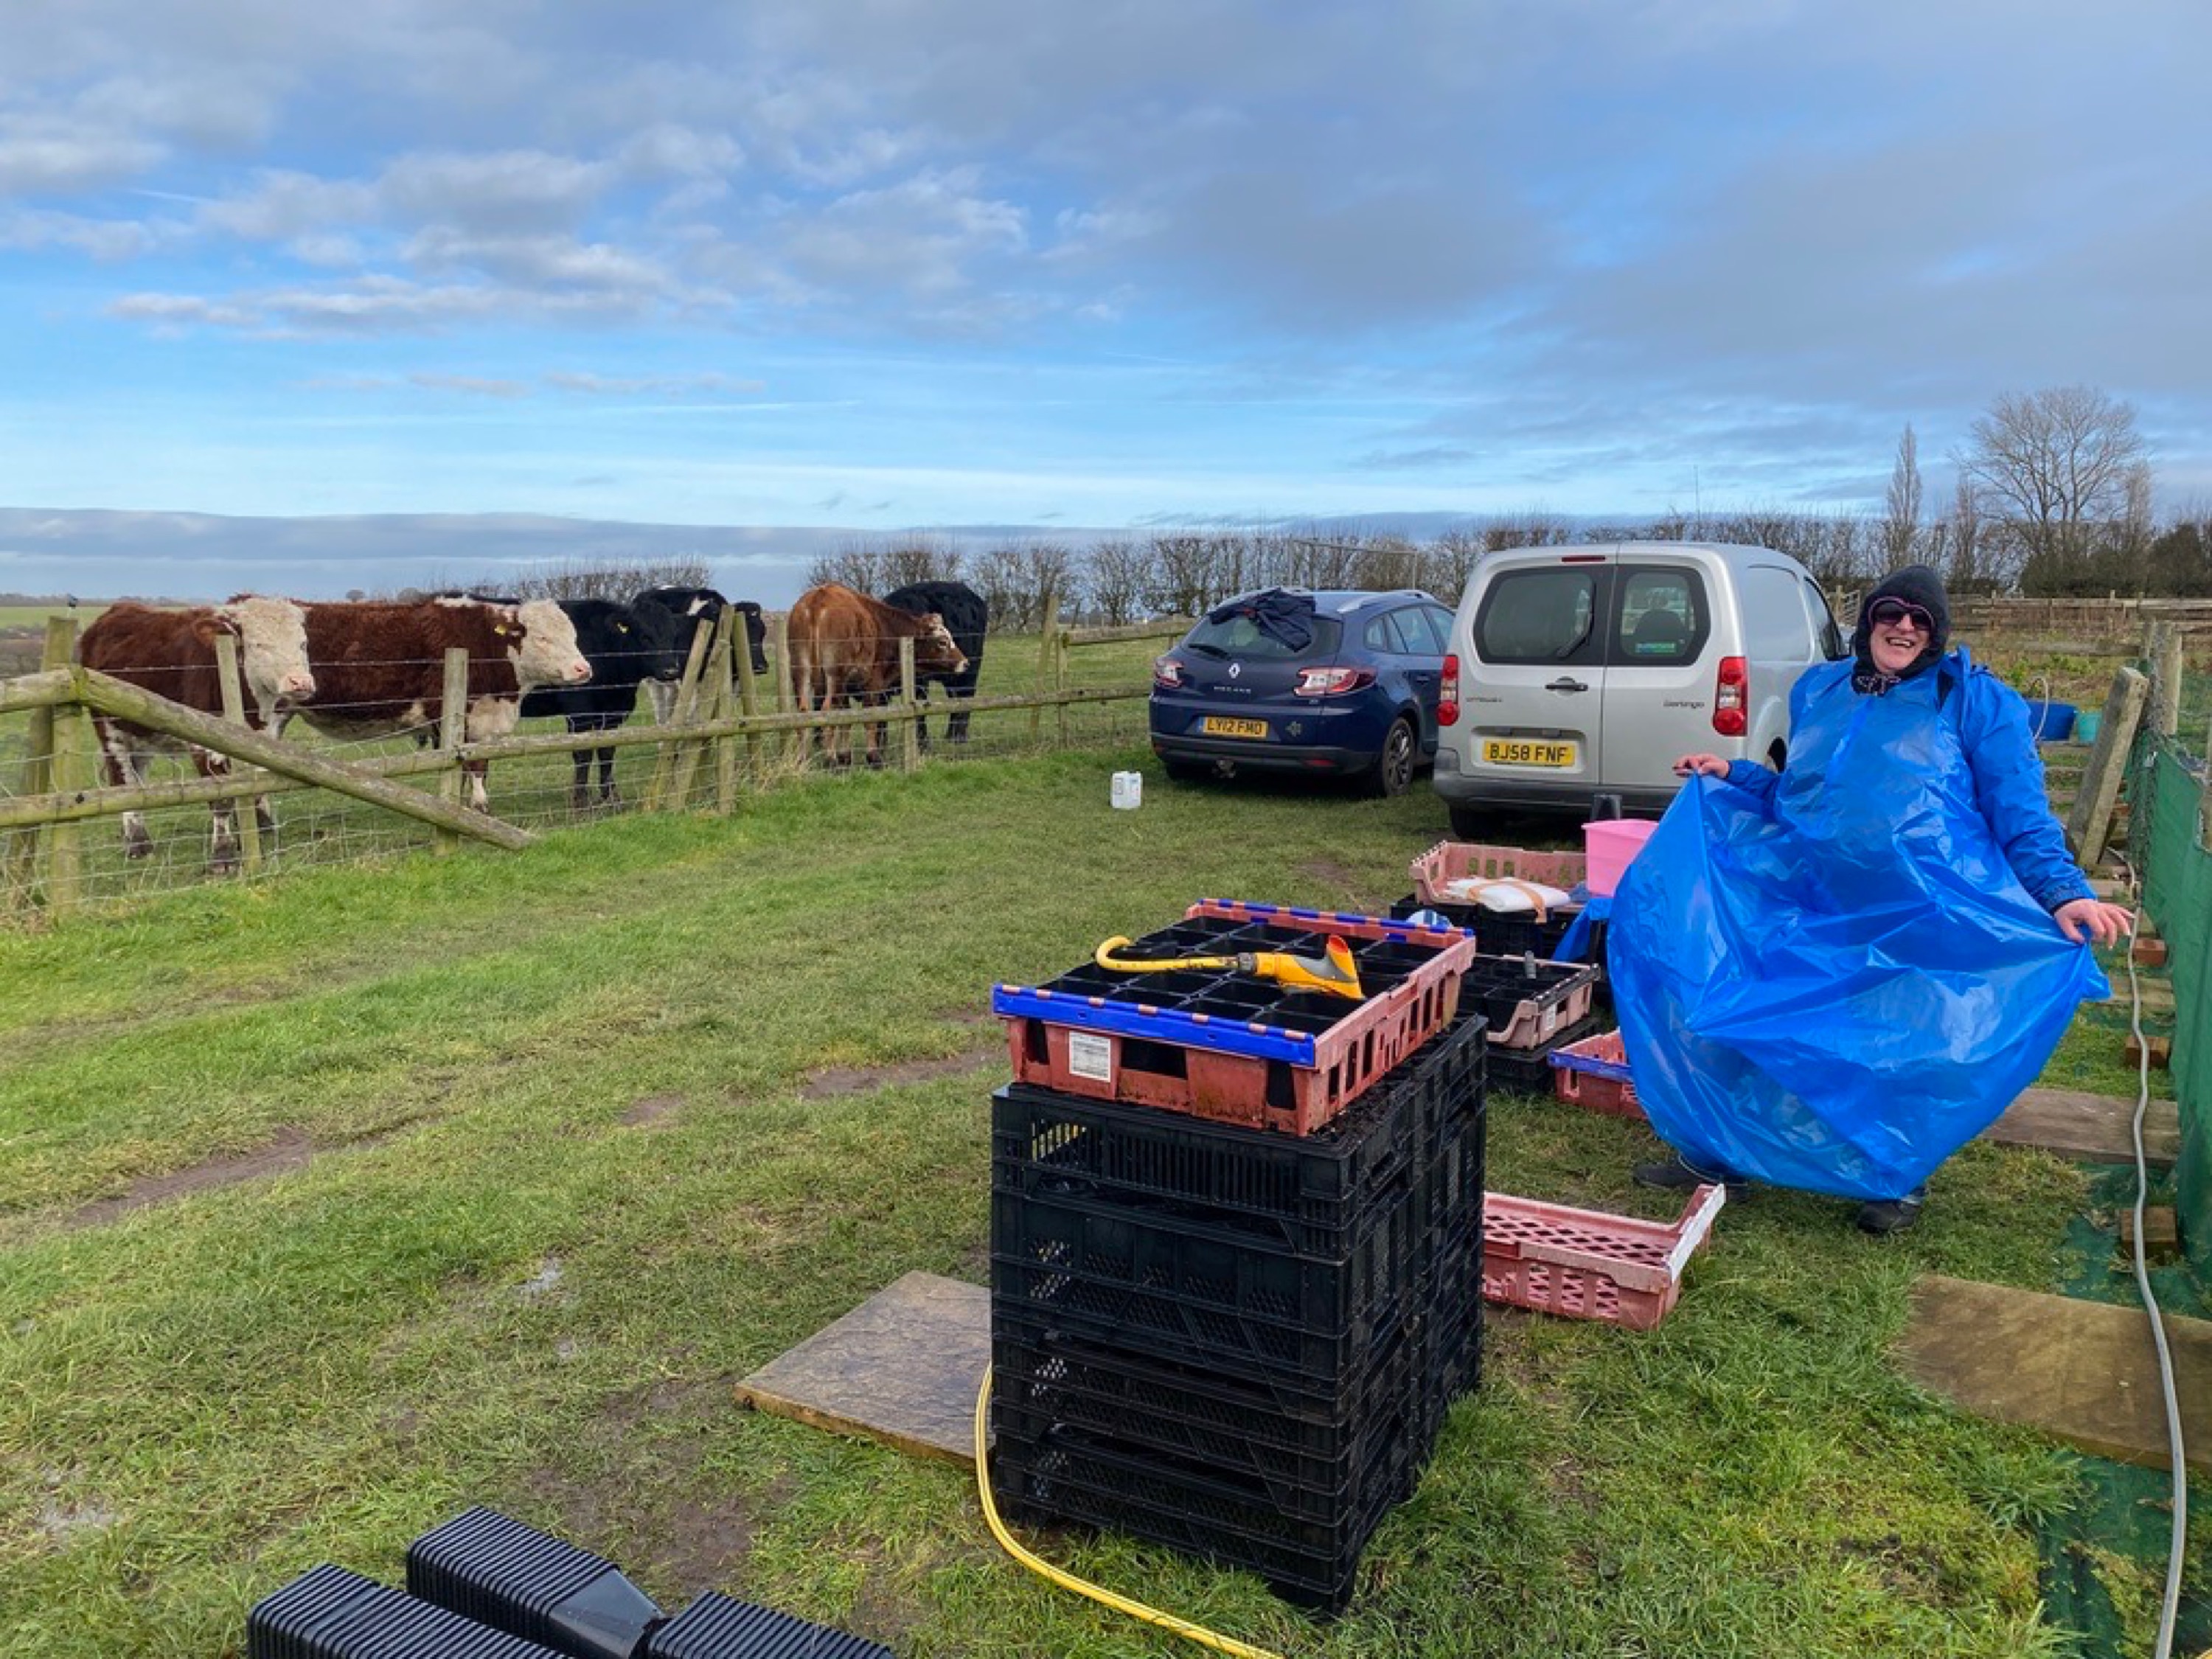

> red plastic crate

[
  {"left": 1480, "top": 1185, "right": 1724, "bottom": 1330},
  {"left": 1410, "top": 841, "right": 1587, "bottom": 909},
  {"left": 1548, "top": 1028, "right": 1645, "bottom": 1119},
  {"left": 995, "top": 901, "right": 1478, "bottom": 1136}
]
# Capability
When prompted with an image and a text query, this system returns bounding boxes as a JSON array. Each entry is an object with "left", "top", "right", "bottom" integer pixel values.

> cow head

[
  {"left": 215, "top": 594, "right": 316, "bottom": 709},
  {"left": 509, "top": 598, "right": 593, "bottom": 688},
  {"left": 732, "top": 601, "right": 769, "bottom": 675},
  {"left": 914, "top": 613, "right": 968, "bottom": 678}
]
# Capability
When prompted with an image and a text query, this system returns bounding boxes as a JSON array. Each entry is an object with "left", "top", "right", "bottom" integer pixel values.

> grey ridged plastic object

[
  {"left": 248, "top": 1562, "right": 569, "bottom": 1659},
  {"left": 645, "top": 1592, "right": 894, "bottom": 1659},
  {"left": 406, "top": 1506, "right": 665, "bottom": 1659}
]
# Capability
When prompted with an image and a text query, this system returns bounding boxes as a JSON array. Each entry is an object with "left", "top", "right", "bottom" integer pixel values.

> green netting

[{"left": 2138, "top": 740, "right": 2212, "bottom": 1279}]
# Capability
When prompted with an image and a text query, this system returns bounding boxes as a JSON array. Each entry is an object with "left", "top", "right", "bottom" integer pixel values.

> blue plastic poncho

[{"left": 1607, "top": 648, "right": 2109, "bottom": 1201}]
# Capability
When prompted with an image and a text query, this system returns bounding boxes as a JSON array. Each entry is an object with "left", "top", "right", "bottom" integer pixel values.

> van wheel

[{"left": 1366, "top": 719, "right": 1416, "bottom": 798}]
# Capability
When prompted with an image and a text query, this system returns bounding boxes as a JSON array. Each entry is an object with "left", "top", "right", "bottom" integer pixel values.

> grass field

[{"left": 0, "top": 728, "right": 2197, "bottom": 1659}]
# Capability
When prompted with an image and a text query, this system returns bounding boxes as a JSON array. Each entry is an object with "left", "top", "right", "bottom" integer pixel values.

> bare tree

[
  {"left": 1933, "top": 476, "right": 1993, "bottom": 592},
  {"left": 1882, "top": 423, "right": 1922, "bottom": 564},
  {"left": 1960, "top": 386, "right": 2149, "bottom": 588},
  {"left": 1084, "top": 538, "right": 1152, "bottom": 625}
]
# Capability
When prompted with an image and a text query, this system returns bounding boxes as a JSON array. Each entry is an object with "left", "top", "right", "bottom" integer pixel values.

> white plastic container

[{"left": 1110, "top": 770, "right": 1144, "bottom": 810}]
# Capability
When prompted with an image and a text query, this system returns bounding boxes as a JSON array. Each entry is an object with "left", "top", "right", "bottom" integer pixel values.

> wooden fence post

[
  {"left": 2068, "top": 666, "right": 2151, "bottom": 869},
  {"left": 41, "top": 619, "right": 87, "bottom": 916},
  {"left": 732, "top": 616, "right": 762, "bottom": 779},
  {"left": 4, "top": 621, "right": 70, "bottom": 913},
  {"left": 2152, "top": 627, "right": 2184, "bottom": 739},
  {"left": 712, "top": 619, "right": 740, "bottom": 814},
  {"left": 1029, "top": 584, "right": 1057, "bottom": 745},
  {"left": 769, "top": 612, "right": 796, "bottom": 769},
  {"left": 900, "top": 638, "right": 919, "bottom": 773},
  {"left": 1054, "top": 627, "right": 1071, "bottom": 747},
  {"left": 212, "top": 633, "right": 263, "bottom": 874},
  {"left": 435, "top": 647, "right": 468, "bottom": 855}
]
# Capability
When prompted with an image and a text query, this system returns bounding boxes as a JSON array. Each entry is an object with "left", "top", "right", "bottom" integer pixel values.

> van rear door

[
  {"left": 1602, "top": 557, "right": 1722, "bottom": 796},
  {"left": 1462, "top": 551, "right": 1612, "bottom": 796}
]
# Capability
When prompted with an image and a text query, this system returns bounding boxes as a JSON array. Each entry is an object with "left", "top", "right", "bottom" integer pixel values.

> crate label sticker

[
  {"left": 1067, "top": 1031, "right": 1115, "bottom": 1083},
  {"left": 1540, "top": 1006, "right": 1559, "bottom": 1039}
]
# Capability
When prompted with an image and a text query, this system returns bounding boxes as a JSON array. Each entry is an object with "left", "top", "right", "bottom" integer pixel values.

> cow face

[
  {"left": 217, "top": 594, "right": 317, "bottom": 707},
  {"left": 512, "top": 598, "right": 593, "bottom": 688},
  {"left": 914, "top": 613, "right": 968, "bottom": 678}
]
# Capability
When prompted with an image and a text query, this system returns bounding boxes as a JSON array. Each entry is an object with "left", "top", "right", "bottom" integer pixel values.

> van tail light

[
  {"left": 1152, "top": 654, "right": 1185, "bottom": 690},
  {"left": 1295, "top": 666, "right": 1375, "bottom": 698},
  {"left": 1439, "top": 653, "right": 1460, "bottom": 726},
  {"left": 1712, "top": 655, "right": 1747, "bottom": 736}
]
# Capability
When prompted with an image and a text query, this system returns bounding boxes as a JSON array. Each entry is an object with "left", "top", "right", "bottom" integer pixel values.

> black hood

[{"left": 1851, "top": 563, "right": 1951, "bottom": 689}]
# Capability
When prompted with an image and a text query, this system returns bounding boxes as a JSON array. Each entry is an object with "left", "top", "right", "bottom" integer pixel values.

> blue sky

[{"left": 3, "top": 0, "right": 2208, "bottom": 603}]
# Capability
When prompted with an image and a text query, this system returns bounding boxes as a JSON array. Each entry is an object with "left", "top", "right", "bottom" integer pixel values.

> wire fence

[{"left": 0, "top": 618, "right": 1167, "bottom": 924}]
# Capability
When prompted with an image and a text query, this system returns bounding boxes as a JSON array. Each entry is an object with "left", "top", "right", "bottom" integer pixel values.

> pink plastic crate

[
  {"left": 1481, "top": 1185, "right": 1724, "bottom": 1329},
  {"left": 1548, "top": 1028, "right": 1645, "bottom": 1119},
  {"left": 1410, "top": 841, "right": 1587, "bottom": 910}
]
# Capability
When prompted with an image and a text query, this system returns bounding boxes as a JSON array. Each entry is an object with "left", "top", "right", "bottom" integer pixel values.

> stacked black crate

[{"left": 988, "top": 1009, "right": 1485, "bottom": 1613}]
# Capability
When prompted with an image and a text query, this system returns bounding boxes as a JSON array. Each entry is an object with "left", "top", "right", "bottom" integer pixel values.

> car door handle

[{"left": 1544, "top": 677, "right": 1589, "bottom": 694}]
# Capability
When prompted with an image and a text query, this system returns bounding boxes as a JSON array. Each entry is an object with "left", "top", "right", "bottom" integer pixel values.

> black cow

[
  {"left": 631, "top": 586, "right": 768, "bottom": 724},
  {"left": 515, "top": 597, "right": 685, "bottom": 809},
  {"left": 880, "top": 580, "right": 987, "bottom": 746}
]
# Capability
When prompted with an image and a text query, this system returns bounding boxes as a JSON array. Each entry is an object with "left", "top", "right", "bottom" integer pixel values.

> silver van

[{"left": 1430, "top": 541, "right": 1845, "bottom": 833}]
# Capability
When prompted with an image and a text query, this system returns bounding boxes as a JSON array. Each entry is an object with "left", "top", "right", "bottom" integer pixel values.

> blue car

[{"left": 1149, "top": 588, "right": 1455, "bottom": 796}]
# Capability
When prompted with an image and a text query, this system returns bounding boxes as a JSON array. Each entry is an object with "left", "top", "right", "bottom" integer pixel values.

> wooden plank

[
  {"left": 1980, "top": 1087, "right": 2178, "bottom": 1166},
  {"left": 1896, "top": 1274, "right": 2212, "bottom": 1475},
  {"left": 2067, "top": 666, "right": 2149, "bottom": 868},
  {"left": 734, "top": 1270, "right": 990, "bottom": 1467}
]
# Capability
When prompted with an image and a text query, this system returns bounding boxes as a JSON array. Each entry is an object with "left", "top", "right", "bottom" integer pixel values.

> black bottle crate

[
  {"left": 990, "top": 1419, "right": 1415, "bottom": 1615},
  {"left": 248, "top": 1563, "right": 566, "bottom": 1659},
  {"left": 644, "top": 1591, "right": 894, "bottom": 1658},
  {"left": 406, "top": 1506, "right": 662, "bottom": 1659},
  {"left": 1389, "top": 891, "right": 1585, "bottom": 961}
]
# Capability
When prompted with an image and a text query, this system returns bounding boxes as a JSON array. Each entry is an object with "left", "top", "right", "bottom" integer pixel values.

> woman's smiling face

[{"left": 1866, "top": 599, "right": 1933, "bottom": 675}]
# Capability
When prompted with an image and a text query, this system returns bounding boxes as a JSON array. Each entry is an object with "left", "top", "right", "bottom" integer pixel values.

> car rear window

[
  {"left": 1473, "top": 568, "right": 1603, "bottom": 665},
  {"left": 1182, "top": 612, "right": 1342, "bottom": 658}
]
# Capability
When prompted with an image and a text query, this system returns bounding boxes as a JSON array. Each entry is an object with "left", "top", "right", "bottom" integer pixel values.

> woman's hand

[
  {"left": 2053, "top": 897, "right": 2133, "bottom": 946},
  {"left": 1672, "top": 753, "right": 1731, "bottom": 779}
]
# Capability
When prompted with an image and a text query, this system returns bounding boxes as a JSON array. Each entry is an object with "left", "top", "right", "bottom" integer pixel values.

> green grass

[{"left": 0, "top": 741, "right": 2194, "bottom": 1658}]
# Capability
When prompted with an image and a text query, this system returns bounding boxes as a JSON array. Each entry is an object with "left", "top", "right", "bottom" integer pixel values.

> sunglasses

[{"left": 1868, "top": 598, "right": 1934, "bottom": 632}]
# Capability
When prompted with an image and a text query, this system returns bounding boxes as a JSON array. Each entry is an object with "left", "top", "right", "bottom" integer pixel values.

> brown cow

[
  {"left": 77, "top": 596, "right": 317, "bottom": 872},
  {"left": 786, "top": 582, "right": 968, "bottom": 768},
  {"left": 282, "top": 597, "right": 591, "bottom": 812}
]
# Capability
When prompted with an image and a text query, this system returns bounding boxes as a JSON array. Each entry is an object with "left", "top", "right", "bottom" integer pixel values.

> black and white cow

[
  {"left": 518, "top": 597, "right": 686, "bottom": 809},
  {"left": 630, "top": 587, "right": 768, "bottom": 723},
  {"left": 880, "top": 580, "right": 988, "bottom": 747}
]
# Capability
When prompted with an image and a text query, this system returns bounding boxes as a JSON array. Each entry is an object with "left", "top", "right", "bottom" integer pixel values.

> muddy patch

[
  {"left": 64, "top": 1127, "right": 319, "bottom": 1230},
  {"left": 1297, "top": 857, "right": 1363, "bottom": 888},
  {"left": 624, "top": 1093, "right": 684, "bottom": 1127},
  {"left": 799, "top": 1051, "right": 1001, "bottom": 1102}
]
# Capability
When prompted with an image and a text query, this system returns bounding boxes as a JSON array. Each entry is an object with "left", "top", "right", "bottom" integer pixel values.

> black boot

[
  {"left": 1632, "top": 1155, "right": 1745, "bottom": 1197},
  {"left": 1855, "top": 1191, "right": 1925, "bottom": 1234}
]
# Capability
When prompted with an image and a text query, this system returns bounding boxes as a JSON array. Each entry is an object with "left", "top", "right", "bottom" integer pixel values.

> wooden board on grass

[{"left": 734, "top": 1270, "right": 990, "bottom": 1467}]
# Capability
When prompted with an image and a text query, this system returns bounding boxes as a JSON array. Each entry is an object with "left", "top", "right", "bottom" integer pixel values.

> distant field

[{"left": 0, "top": 603, "right": 105, "bottom": 631}]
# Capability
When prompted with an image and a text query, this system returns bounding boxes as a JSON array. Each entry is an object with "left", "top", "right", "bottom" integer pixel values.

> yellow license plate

[
  {"left": 1201, "top": 717, "right": 1269, "bottom": 739},
  {"left": 1483, "top": 738, "right": 1577, "bottom": 768}
]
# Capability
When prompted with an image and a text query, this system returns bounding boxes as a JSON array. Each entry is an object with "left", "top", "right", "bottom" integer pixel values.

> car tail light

[
  {"left": 1439, "top": 653, "right": 1460, "bottom": 726},
  {"left": 1294, "top": 665, "right": 1375, "bottom": 698},
  {"left": 1152, "top": 654, "right": 1185, "bottom": 689},
  {"left": 1713, "top": 655, "right": 1747, "bottom": 736}
]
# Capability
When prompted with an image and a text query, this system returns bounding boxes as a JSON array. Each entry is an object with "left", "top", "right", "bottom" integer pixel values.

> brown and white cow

[
  {"left": 77, "top": 595, "right": 317, "bottom": 872},
  {"left": 282, "top": 597, "right": 591, "bottom": 812},
  {"left": 786, "top": 582, "right": 968, "bottom": 768}
]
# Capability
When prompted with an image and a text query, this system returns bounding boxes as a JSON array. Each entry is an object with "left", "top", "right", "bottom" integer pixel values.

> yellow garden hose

[{"left": 972, "top": 1366, "right": 1289, "bottom": 1659}]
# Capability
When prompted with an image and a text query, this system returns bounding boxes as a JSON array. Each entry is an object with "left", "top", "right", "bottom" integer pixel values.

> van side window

[
  {"left": 1741, "top": 567, "right": 1814, "bottom": 660},
  {"left": 1612, "top": 568, "right": 1709, "bottom": 664},
  {"left": 1473, "top": 569, "right": 1604, "bottom": 665},
  {"left": 1804, "top": 578, "right": 1847, "bottom": 658}
]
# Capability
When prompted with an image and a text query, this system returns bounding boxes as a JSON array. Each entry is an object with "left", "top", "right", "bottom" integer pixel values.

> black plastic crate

[
  {"left": 1458, "top": 953, "right": 1601, "bottom": 1046},
  {"left": 644, "top": 1592, "right": 894, "bottom": 1659},
  {"left": 990, "top": 1421, "right": 1414, "bottom": 1615},
  {"left": 991, "top": 1317, "right": 1424, "bottom": 1515},
  {"left": 1482, "top": 1009, "right": 1609, "bottom": 1094},
  {"left": 992, "top": 1009, "right": 1485, "bottom": 1260},
  {"left": 406, "top": 1506, "right": 662, "bottom": 1659},
  {"left": 248, "top": 1563, "right": 567, "bottom": 1659},
  {"left": 1389, "top": 892, "right": 1584, "bottom": 961}
]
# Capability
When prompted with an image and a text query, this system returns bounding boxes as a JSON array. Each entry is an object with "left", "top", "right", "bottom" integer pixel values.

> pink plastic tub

[{"left": 1582, "top": 819, "right": 1657, "bottom": 897}]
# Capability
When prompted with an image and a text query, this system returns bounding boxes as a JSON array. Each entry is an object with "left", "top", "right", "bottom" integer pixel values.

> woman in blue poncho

[{"left": 1613, "top": 565, "right": 2132, "bottom": 1234}]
